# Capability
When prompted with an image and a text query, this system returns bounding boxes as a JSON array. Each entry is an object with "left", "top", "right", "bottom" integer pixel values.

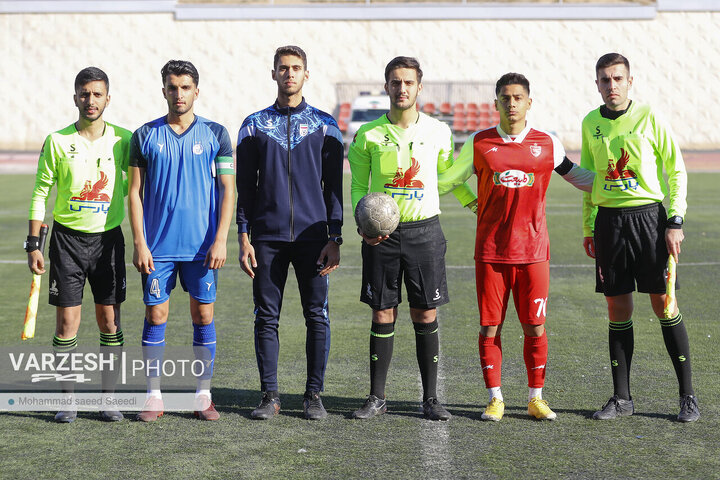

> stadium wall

[{"left": 1, "top": 8, "right": 718, "bottom": 150}]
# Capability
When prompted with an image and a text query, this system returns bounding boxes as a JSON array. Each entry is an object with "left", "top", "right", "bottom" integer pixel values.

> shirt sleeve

[
  {"left": 322, "top": 121, "right": 345, "bottom": 236},
  {"left": 652, "top": 111, "right": 687, "bottom": 219},
  {"left": 348, "top": 129, "right": 372, "bottom": 213},
  {"left": 436, "top": 128, "right": 476, "bottom": 207},
  {"left": 437, "top": 132, "right": 476, "bottom": 197},
  {"left": 28, "top": 135, "right": 56, "bottom": 221},
  {"left": 213, "top": 124, "right": 235, "bottom": 175},
  {"left": 235, "top": 121, "right": 259, "bottom": 233},
  {"left": 580, "top": 119, "right": 598, "bottom": 237},
  {"left": 129, "top": 130, "right": 147, "bottom": 169}
]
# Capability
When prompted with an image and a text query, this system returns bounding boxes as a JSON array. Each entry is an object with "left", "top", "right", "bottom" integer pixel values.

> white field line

[{"left": 418, "top": 309, "right": 452, "bottom": 478}]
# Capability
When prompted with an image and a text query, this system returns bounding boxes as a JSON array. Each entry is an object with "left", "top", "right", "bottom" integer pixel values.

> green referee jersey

[
  {"left": 580, "top": 101, "right": 687, "bottom": 236},
  {"left": 348, "top": 112, "right": 476, "bottom": 222},
  {"left": 29, "top": 122, "right": 131, "bottom": 233}
]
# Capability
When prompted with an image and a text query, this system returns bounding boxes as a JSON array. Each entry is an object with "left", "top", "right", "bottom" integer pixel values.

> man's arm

[
  {"left": 437, "top": 129, "right": 477, "bottom": 211},
  {"left": 652, "top": 111, "right": 687, "bottom": 260},
  {"left": 317, "top": 122, "right": 344, "bottom": 276},
  {"left": 555, "top": 156, "right": 595, "bottom": 193},
  {"left": 27, "top": 136, "right": 56, "bottom": 274},
  {"left": 579, "top": 118, "right": 599, "bottom": 257},
  {"left": 128, "top": 165, "right": 153, "bottom": 274},
  {"left": 236, "top": 122, "right": 259, "bottom": 236},
  {"left": 347, "top": 129, "right": 371, "bottom": 214},
  {"left": 348, "top": 128, "right": 388, "bottom": 245},
  {"left": 205, "top": 173, "right": 235, "bottom": 269}
]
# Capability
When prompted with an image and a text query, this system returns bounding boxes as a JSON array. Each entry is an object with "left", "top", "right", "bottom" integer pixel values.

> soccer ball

[{"left": 354, "top": 192, "right": 400, "bottom": 238}]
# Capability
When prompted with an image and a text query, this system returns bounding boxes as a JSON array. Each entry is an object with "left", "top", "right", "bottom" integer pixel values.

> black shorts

[
  {"left": 48, "top": 222, "right": 126, "bottom": 307},
  {"left": 360, "top": 215, "right": 449, "bottom": 310},
  {"left": 593, "top": 203, "right": 675, "bottom": 296}
]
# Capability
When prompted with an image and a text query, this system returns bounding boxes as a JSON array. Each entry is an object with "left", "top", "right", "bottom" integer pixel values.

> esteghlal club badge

[
  {"left": 530, "top": 144, "right": 542, "bottom": 158},
  {"left": 193, "top": 142, "right": 204, "bottom": 155}
]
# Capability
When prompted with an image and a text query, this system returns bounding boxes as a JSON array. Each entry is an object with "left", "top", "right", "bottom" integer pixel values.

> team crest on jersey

[
  {"left": 69, "top": 171, "right": 111, "bottom": 213},
  {"left": 299, "top": 124, "right": 308, "bottom": 137},
  {"left": 604, "top": 147, "right": 638, "bottom": 191},
  {"left": 530, "top": 144, "right": 542, "bottom": 157},
  {"left": 384, "top": 157, "right": 425, "bottom": 201},
  {"left": 193, "top": 142, "right": 204, "bottom": 155},
  {"left": 493, "top": 170, "right": 535, "bottom": 188}
]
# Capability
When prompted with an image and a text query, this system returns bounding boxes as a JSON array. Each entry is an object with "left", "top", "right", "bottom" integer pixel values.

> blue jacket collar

[{"left": 273, "top": 98, "right": 307, "bottom": 115}]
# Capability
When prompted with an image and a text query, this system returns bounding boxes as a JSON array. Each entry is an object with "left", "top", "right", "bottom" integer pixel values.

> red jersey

[{"left": 459, "top": 125, "right": 565, "bottom": 264}]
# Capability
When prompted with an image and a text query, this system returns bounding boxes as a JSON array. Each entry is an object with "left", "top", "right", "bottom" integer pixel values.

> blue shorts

[{"left": 141, "top": 260, "right": 218, "bottom": 305}]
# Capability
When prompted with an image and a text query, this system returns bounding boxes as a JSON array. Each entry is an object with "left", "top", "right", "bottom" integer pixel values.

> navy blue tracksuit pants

[{"left": 252, "top": 240, "right": 331, "bottom": 393}]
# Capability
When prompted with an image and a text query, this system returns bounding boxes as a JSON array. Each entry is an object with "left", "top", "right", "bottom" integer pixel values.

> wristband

[{"left": 24, "top": 235, "right": 40, "bottom": 252}]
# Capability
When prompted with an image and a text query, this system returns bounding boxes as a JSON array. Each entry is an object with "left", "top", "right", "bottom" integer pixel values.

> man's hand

[
  {"left": 358, "top": 227, "right": 389, "bottom": 246},
  {"left": 316, "top": 241, "right": 340, "bottom": 277},
  {"left": 665, "top": 227, "right": 684, "bottom": 262},
  {"left": 133, "top": 243, "right": 155, "bottom": 275},
  {"left": 205, "top": 241, "right": 227, "bottom": 270},
  {"left": 238, "top": 232, "right": 256, "bottom": 279},
  {"left": 466, "top": 199, "right": 479, "bottom": 216},
  {"left": 583, "top": 236, "right": 595, "bottom": 259},
  {"left": 27, "top": 250, "right": 45, "bottom": 275}
]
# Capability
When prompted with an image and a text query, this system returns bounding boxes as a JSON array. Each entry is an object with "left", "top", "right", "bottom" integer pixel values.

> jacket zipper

[{"left": 287, "top": 107, "right": 294, "bottom": 241}]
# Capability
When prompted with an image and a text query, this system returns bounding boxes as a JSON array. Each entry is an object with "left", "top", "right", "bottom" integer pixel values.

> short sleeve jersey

[
  {"left": 130, "top": 115, "right": 234, "bottom": 261},
  {"left": 29, "top": 122, "right": 131, "bottom": 233},
  {"left": 348, "top": 112, "right": 475, "bottom": 222},
  {"left": 454, "top": 124, "right": 565, "bottom": 264},
  {"left": 580, "top": 101, "right": 687, "bottom": 236}
]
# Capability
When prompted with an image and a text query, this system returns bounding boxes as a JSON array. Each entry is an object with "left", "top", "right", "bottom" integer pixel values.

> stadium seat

[
  {"left": 467, "top": 102, "right": 478, "bottom": 112},
  {"left": 422, "top": 102, "right": 436, "bottom": 115},
  {"left": 453, "top": 102, "right": 465, "bottom": 114},
  {"left": 466, "top": 118, "right": 480, "bottom": 132},
  {"left": 439, "top": 102, "right": 451, "bottom": 115},
  {"left": 452, "top": 117, "right": 466, "bottom": 132}
]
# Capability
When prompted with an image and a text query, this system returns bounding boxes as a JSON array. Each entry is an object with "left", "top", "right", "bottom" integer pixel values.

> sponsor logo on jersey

[
  {"left": 69, "top": 171, "right": 111, "bottom": 213},
  {"left": 299, "top": 124, "right": 308, "bottom": 137},
  {"left": 193, "top": 142, "right": 204, "bottom": 155},
  {"left": 603, "top": 147, "right": 638, "bottom": 191},
  {"left": 593, "top": 125, "right": 603, "bottom": 140},
  {"left": 157, "top": 143, "right": 164, "bottom": 153},
  {"left": 530, "top": 143, "right": 542, "bottom": 157},
  {"left": 384, "top": 156, "right": 425, "bottom": 201},
  {"left": 484, "top": 146, "right": 498, "bottom": 154},
  {"left": 493, "top": 169, "right": 535, "bottom": 188},
  {"left": 531, "top": 364, "right": 546, "bottom": 370}
]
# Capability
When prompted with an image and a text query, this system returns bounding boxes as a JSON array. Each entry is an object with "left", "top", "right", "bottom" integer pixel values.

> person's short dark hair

[
  {"left": 274, "top": 45, "right": 307, "bottom": 70},
  {"left": 495, "top": 72, "right": 530, "bottom": 95},
  {"left": 384, "top": 56, "right": 423, "bottom": 83},
  {"left": 161, "top": 60, "right": 200, "bottom": 87},
  {"left": 74, "top": 67, "right": 109, "bottom": 92},
  {"left": 595, "top": 53, "right": 630, "bottom": 76}
]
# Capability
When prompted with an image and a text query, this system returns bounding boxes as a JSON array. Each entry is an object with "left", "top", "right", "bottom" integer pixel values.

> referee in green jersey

[
  {"left": 348, "top": 57, "right": 477, "bottom": 421},
  {"left": 27, "top": 67, "right": 131, "bottom": 423},
  {"left": 580, "top": 53, "right": 698, "bottom": 422}
]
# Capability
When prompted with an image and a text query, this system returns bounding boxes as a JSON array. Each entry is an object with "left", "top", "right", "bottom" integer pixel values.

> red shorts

[{"left": 475, "top": 261, "right": 549, "bottom": 326}]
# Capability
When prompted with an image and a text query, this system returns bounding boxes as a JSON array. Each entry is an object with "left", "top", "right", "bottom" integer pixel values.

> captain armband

[{"left": 556, "top": 157, "right": 595, "bottom": 193}]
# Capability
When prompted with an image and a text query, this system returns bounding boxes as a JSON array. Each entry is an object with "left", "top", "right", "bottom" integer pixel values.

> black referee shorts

[
  {"left": 360, "top": 215, "right": 449, "bottom": 310},
  {"left": 48, "top": 222, "right": 126, "bottom": 307},
  {"left": 593, "top": 202, "right": 675, "bottom": 296}
]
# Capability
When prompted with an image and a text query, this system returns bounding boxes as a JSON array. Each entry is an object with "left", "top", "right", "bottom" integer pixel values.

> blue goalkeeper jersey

[{"left": 130, "top": 115, "right": 234, "bottom": 261}]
